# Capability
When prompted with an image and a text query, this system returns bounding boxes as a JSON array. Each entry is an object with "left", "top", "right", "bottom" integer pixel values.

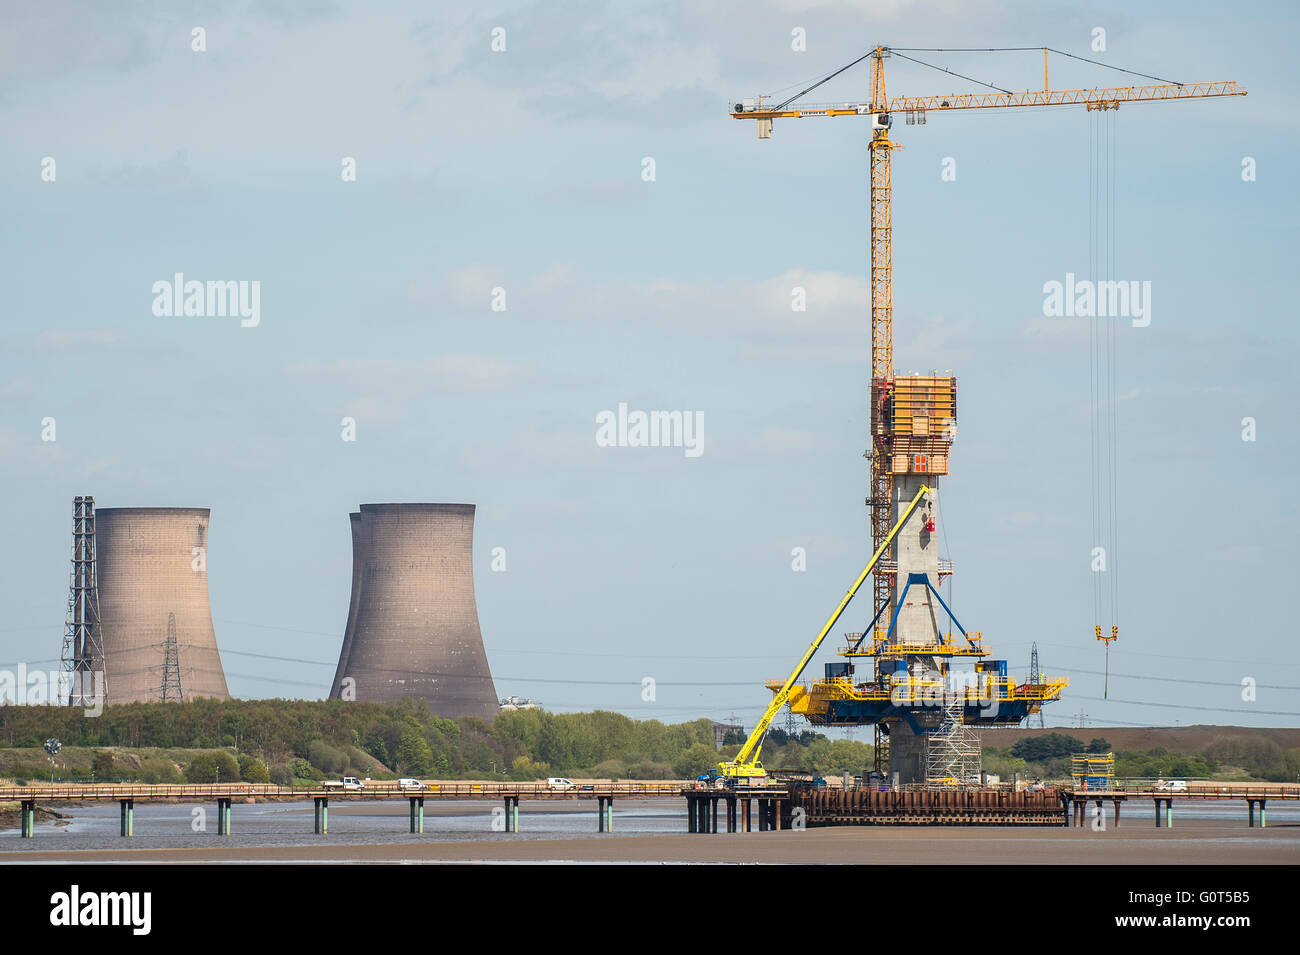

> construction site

[
  {"left": 690, "top": 45, "right": 1247, "bottom": 823},
  {"left": 26, "top": 39, "right": 1258, "bottom": 835}
]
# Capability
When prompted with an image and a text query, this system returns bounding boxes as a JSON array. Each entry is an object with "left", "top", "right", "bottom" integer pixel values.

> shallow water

[
  {"left": 3, "top": 797, "right": 1296, "bottom": 853},
  {"left": 0, "top": 798, "right": 683, "bottom": 851}
]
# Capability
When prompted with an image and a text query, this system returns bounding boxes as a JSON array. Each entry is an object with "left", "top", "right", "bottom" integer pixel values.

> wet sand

[{"left": 6, "top": 818, "right": 1298, "bottom": 864}]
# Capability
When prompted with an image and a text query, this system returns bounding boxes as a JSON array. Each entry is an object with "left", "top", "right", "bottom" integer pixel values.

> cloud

[{"left": 286, "top": 354, "right": 528, "bottom": 395}]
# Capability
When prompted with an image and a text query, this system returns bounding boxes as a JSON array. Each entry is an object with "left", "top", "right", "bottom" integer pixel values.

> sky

[{"left": 2, "top": 0, "right": 1297, "bottom": 734}]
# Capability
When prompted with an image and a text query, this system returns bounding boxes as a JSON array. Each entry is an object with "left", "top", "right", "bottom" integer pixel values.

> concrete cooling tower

[
  {"left": 95, "top": 507, "right": 230, "bottom": 704},
  {"left": 330, "top": 503, "right": 498, "bottom": 721}
]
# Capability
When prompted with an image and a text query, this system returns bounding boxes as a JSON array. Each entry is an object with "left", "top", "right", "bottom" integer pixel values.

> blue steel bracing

[
  {"left": 850, "top": 595, "right": 894, "bottom": 653},
  {"left": 920, "top": 576, "right": 975, "bottom": 647}
]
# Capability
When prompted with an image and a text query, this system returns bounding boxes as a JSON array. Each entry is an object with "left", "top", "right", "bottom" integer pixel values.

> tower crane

[{"left": 730, "top": 46, "right": 1244, "bottom": 767}]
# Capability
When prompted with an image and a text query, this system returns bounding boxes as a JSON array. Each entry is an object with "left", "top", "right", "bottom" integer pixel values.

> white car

[{"left": 546, "top": 777, "right": 576, "bottom": 791}]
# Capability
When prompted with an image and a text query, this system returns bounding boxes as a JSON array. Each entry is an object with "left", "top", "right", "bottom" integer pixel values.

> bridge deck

[{"left": 0, "top": 782, "right": 682, "bottom": 803}]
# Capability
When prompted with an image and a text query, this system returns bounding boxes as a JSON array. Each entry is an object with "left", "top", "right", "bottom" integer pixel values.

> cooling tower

[
  {"left": 95, "top": 507, "right": 230, "bottom": 704},
  {"left": 330, "top": 503, "right": 498, "bottom": 721},
  {"left": 329, "top": 512, "right": 365, "bottom": 698}
]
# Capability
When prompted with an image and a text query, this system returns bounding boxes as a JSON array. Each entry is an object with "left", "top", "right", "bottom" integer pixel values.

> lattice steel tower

[
  {"left": 150, "top": 612, "right": 187, "bottom": 701},
  {"left": 1027, "top": 642, "right": 1045, "bottom": 729},
  {"left": 61, "top": 496, "right": 104, "bottom": 707}
]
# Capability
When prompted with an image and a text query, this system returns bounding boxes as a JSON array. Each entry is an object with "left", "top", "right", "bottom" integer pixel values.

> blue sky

[{"left": 2, "top": 0, "right": 1297, "bottom": 732}]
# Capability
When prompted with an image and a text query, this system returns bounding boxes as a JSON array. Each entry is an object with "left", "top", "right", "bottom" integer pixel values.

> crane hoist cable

[{"left": 1088, "top": 106, "right": 1121, "bottom": 697}]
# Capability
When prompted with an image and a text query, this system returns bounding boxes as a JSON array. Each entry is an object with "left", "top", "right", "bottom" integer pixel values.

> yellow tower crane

[{"left": 731, "top": 47, "right": 1244, "bottom": 747}]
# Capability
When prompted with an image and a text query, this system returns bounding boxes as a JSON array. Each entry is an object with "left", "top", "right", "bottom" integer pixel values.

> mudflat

[{"left": 5, "top": 819, "right": 1297, "bottom": 864}]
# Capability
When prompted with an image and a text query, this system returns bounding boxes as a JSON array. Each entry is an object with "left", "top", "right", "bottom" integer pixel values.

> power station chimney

[
  {"left": 95, "top": 507, "right": 230, "bottom": 704},
  {"left": 330, "top": 503, "right": 497, "bottom": 721}
]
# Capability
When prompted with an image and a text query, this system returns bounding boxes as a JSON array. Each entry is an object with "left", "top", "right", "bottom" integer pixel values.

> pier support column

[
  {"left": 1165, "top": 799, "right": 1173, "bottom": 828},
  {"left": 418, "top": 796, "right": 425, "bottom": 834},
  {"left": 726, "top": 797, "right": 736, "bottom": 833},
  {"left": 1113, "top": 798, "right": 1121, "bottom": 829},
  {"left": 774, "top": 799, "right": 782, "bottom": 831},
  {"left": 598, "top": 796, "right": 606, "bottom": 832},
  {"left": 711, "top": 797, "right": 719, "bottom": 834},
  {"left": 314, "top": 798, "right": 322, "bottom": 834},
  {"left": 606, "top": 797, "right": 614, "bottom": 832},
  {"left": 214, "top": 797, "right": 231, "bottom": 835},
  {"left": 321, "top": 797, "right": 328, "bottom": 834},
  {"left": 743, "top": 798, "right": 751, "bottom": 833},
  {"left": 758, "top": 798, "right": 768, "bottom": 832},
  {"left": 1259, "top": 800, "right": 1266, "bottom": 829},
  {"left": 410, "top": 797, "right": 417, "bottom": 833},
  {"left": 120, "top": 799, "right": 129, "bottom": 837},
  {"left": 1153, "top": 799, "right": 1161, "bottom": 828},
  {"left": 1247, "top": 799, "right": 1254, "bottom": 827},
  {"left": 21, "top": 800, "right": 34, "bottom": 838},
  {"left": 687, "top": 796, "right": 697, "bottom": 833}
]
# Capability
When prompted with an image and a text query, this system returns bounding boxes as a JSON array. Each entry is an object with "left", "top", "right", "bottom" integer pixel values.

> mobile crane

[{"left": 716, "top": 484, "right": 933, "bottom": 786}]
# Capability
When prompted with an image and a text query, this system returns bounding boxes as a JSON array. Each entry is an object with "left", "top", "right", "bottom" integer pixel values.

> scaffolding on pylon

[{"left": 924, "top": 692, "right": 982, "bottom": 788}]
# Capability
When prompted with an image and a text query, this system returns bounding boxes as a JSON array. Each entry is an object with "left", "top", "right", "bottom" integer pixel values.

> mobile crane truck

[{"left": 716, "top": 485, "right": 932, "bottom": 788}]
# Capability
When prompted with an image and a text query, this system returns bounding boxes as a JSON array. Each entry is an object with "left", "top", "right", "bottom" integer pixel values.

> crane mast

[{"left": 867, "top": 47, "right": 895, "bottom": 657}]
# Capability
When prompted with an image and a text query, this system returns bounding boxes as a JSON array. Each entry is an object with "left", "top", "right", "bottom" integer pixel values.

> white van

[
  {"left": 546, "top": 777, "right": 576, "bottom": 791},
  {"left": 397, "top": 777, "right": 424, "bottom": 791}
]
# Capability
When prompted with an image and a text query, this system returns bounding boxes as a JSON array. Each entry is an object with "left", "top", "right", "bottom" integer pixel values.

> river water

[
  {"left": 0, "top": 798, "right": 684, "bottom": 851},
  {"left": 2, "top": 798, "right": 1296, "bottom": 853}
]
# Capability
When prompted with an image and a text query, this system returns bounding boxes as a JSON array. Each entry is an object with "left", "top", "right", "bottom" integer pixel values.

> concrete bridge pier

[
  {"left": 1152, "top": 798, "right": 1173, "bottom": 828},
  {"left": 119, "top": 798, "right": 134, "bottom": 836},
  {"left": 408, "top": 796, "right": 425, "bottom": 833},
  {"left": 502, "top": 795, "right": 519, "bottom": 832},
  {"left": 725, "top": 796, "right": 737, "bottom": 833},
  {"left": 1247, "top": 799, "right": 1267, "bottom": 828},
  {"left": 313, "top": 797, "right": 329, "bottom": 834},
  {"left": 216, "top": 797, "right": 232, "bottom": 835},
  {"left": 597, "top": 796, "right": 615, "bottom": 832},
  {"left": 20, "top": 800, "right": 35, "bottom": 838}
]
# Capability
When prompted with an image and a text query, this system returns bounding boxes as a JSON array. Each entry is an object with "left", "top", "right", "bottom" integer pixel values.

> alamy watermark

[
  {"left": 595, "top": 403, "right": 704, "bottom": 458},
  {"left": 0, "top": 666, "right": 105, "bottom": 716},
  {"left": 1042, "top": 272, "right": 1151, "bottom": 327},
  {"left": 151, "top": 273, "right": 260, "bottom": 327}
]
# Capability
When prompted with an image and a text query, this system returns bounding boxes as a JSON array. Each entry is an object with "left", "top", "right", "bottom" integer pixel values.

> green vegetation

[
  {"left": 8, "top": 699, "right": 1289, "bottom": 785},
  {"left": 0, "top": 698, "right": 885, "bottom": 783}
]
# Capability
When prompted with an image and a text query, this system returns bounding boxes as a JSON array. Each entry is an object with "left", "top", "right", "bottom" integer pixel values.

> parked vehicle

[
  {"left": 321, "top": 776, "right": 364, "bottom": 790},
  {"left": 1154, "top": 779, "right": 1187, "bottom": 792},
  {"left": 397, "top": 778, "right": 424, "bottom": 791},
  {"left": 546, "top": 777, "right": 576, "bottom": 791}
]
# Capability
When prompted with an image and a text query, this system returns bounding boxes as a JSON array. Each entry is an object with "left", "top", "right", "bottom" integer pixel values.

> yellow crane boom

[{"left": 720, "top": 484, "right": 933, "bottom": 783}]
